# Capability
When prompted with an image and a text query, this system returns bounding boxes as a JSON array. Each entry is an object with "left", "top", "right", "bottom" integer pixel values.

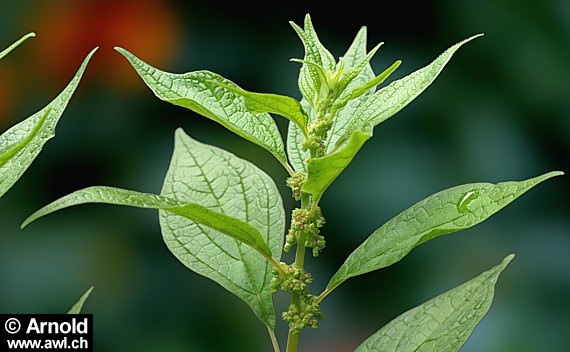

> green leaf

[
  {"left": 0, "top": 32, "right": 35, "bottom": 60},
  {"left": 290, "top": 14, "right": 336, "bottom": 105},
  {"left": 0, "top": 48, "right": 97, "bottom": 198},
  {"left": 22, "top": 186, "right": 273, "bottom": 257},
  {"left": 326, "top": 171, "right": 563, "bottom": 295},
  {"left": 22, "top": 130, "right": 285, "bottom": 327},
  {"left": 286, "top": 100, "right": 312, "bottom": 172},
  {"left": 302, "top": 125, "right": 372, "bottom": 201},
  {"left": 355, "top": 255, "right": 514, "bottom": 352},
  {"left": 217, "top": 83, "right": 308, "bottom": 134},
  {"left": 287, "top": 27, "right": 377, "bottom": 172},
  {"left": 159, "top": 129, "right": 285, "bottom": 328},
  {"left": 348, "top": 60, "right": 402, "bottom": 101},
  {"left": 342, "top": 34, "right": 483, "bottom": 142},
  {"left": 115, "top": 47, "right": 287, "bottom": 164},
  {"left": 67, "top": 286, "right": 94, "bottom": 314}
]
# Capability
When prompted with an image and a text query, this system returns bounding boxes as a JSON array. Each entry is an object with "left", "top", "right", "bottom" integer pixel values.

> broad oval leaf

[
  {"left": 115, "top": 47, "right": 287, "bottom": 165},
  {"left": 326, "top": 171, "right": 563, "bottom": 294},
  {"left": 342, "top": 34, "right": 482, "bottom": 142},
  {"left": 355, "top": 255, "right": 514, "bottom": 352},
  {"left": 302, "top": 125, "right": 372, "bottom": 201},
  {"left": 0, "top": 32, "right": 35, "bottom": 60},
  {"left": 0, "top": 48, "right": 97, "bottom": 198},
  {"left": 67, "top": 286, "right": 94, "bottom": 314},
  {"left": 159, "top": 129, "right": 285, "bottom": 328},
  {"left": 22, "top": 186, "right": 273, "bottom": 258}
]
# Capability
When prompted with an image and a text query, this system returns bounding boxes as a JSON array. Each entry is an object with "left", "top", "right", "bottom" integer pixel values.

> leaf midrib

[
  {"left": 180, "top": 137, "right": 267, "bottom": 301},
  {"left": 339, "top": 186, "right": 526, "bottom": 282}
]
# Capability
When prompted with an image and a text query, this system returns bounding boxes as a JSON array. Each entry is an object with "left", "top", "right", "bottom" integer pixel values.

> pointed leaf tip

[
  {"left": 67, "top": 286, "right": 94, "bottom": 314},
  {"left": 1, "top": 47, "right": 97, "bottom": 198},
  {"left": 114, "top": 48, "right": 287, "bottom": 164},
  {"left": 502, "top": 253, "right": 515, "bottom": 266},
  {"left": 326, "top": 172, "right": 558, "bottom": 295},
  {"left": 355, "top": 255, "right": 513, "bottom": 352}
]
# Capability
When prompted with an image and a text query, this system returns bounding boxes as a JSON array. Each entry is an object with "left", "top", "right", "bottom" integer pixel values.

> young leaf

[
  {"left": 287, "top": 27, "right": 377, "bottom": 171},
  {"left": 355, "top": 255, "right": 514, "bottom": 352},
  {"left": 67, "top": 286, "right": 94, "bottom": 314},
  {"left": 342, "top": 34, "right": 483, "bottom": 142},
  {"left": 159, "top": 129, "right": 285, "bottom": 329},
  {"left": 348, "top": 60, "right": 402, "bottom": 101},
  {"left": 0, "top": 48, "right": 97, "bottom": 198},
  {"left": 290, "top": 14, "right": 336, "bottom": 105},
  {"left": 302, "top": 125, "right": 372, "bottom": 201},
  {"left": 325, "top": 171, "right": 563, "bottom": 296},
  {"left": 217, "top": 83, "right": 308, "bottom": 134},
  {"left": 22, "top": 186, "right": 273, "bottom": 257},
  {"left": 115, "top": 47, "right": 287, "bottom": 165},
  {"left": 0, "top": 32, "right": 35, "bottom": 60}
]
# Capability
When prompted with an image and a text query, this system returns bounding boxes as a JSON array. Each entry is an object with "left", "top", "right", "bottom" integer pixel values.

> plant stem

[
  {"left": 285, "top": 193, "right": 311, "bottom": 352},
  {"left": 267, "top": 326, "right": 281, "bottom": 352}
]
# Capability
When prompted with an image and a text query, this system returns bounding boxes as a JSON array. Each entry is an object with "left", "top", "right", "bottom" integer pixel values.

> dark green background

[{"left": 1, "top": 1, "right": 568, "bottom": 351}]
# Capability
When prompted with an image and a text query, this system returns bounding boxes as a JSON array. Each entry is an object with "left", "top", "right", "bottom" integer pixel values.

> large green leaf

[
  {"left": 340, "top": 34, "right": 482, "bottom": 144},
  {"left": 159, "top": 129, "right": 285, "bottom": 328},
  {"left": 325, "top": 171, "right": 563, "bottom": 295},
  {"left": 0, "top": 32, "right": 35, "bottom": 60},
  {"left": 302, "top": 125, "right": 372, "bottom": 201},
  {"left": 355, "top": 255, "right": 514, "bottom": 352},
  {"left": 0, "top": 48, "right": 97, "bottom": 198},
  {"left": 115, "top": 47, "right": 287, "bottom": 164},
  {"left": 287, "top": 26, "right": 377, "bottom": 171},
  {"left": 67, "top": 286, "right": 94, "bottom": 314},
  {"left": 22, "top": 130, "right": 285, "bottom": 328},
  {"left": 22, "top": 186, "right": 273, "bottom": 257}
]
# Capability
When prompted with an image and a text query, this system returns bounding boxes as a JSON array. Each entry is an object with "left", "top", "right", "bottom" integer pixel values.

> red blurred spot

[{"left": 28, "top": 0, "right": 180, "bottom": 89}]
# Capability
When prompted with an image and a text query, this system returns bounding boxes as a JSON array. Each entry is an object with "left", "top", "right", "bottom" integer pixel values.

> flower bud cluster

[
  {"left": 282, "top": 294, "right": 324, "bottom": 333},
  {"left": 270, "top": 263, "right": 312, "bottom": 294},
  {"left": 286, "top": 171, "right": 307, "bottom": 201},
  {"left": 304, "top": 206, "right": 326, "bottom": 257},
  {"left": 303, "top": 119, "right": 333, "bottom": 157},
  {"left": 284, "top": 207, "right": 326, "bottom": 256}
]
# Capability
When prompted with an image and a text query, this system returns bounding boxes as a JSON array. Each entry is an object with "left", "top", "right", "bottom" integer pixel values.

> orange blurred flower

[{"left": 28, "top": 0, "right": 180, "bottom": 88}]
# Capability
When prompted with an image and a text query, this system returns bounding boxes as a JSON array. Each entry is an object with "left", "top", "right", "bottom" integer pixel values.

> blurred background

[{"left": 0, "top": 0, "right": 568, "bottom": 351}]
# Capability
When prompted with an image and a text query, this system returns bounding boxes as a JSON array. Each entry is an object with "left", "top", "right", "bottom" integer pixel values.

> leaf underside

[
  {"left": 0, "top": 32, "right": 35, "bottom": 60},
  {"left": 288, "top": 30, "right": 481, "bottom": 172},
  {"left": 327, "top": 171, "right": 563, "bottom": 292},
  {"left": 22, "top": 130, "right": 285, "bottom": 328},
  {"left": 159, "top": 129, "right": 284, "bottom": 329},
  {"left": 287, "top": 25, "right": 376, "bottom": 172},
  {"left": 22, "top": 185, "right": 273, "bottom": 256},
  {"left": 115, "top": 47, "right": 287, "bottom": 164},
  {"left": 67, "top": 286, "right": 94, "bottom": 314},
  {"left": 355, "top": 255, "right": 514, "bottom": 352},
  {"left": 0, "top": 48, "right": 97, "bottom": 198}
]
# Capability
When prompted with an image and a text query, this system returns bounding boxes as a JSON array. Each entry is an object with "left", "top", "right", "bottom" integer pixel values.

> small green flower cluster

[
  {"left": 270, "top": 262, "right": 312, "bottom": 294},
  {"left": 286, "top": 171, "right": 307, "bottom": 201},
  {"left": 282, "top": 294, "right": 324, "bottom": 333},
  {"left": 284, "top": 207, "right": 326, "bottom": 256},
  {"left": 302, "top": 119, "right": 333, "bottom": 157}
]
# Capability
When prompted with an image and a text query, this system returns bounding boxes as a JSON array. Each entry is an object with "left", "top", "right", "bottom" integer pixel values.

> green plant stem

[
  {"left": 285, "top": 193, "right": 311, "bottom": 352},
  {"left": 267, "top": 326, "right": 281, "bottom": 352}
]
